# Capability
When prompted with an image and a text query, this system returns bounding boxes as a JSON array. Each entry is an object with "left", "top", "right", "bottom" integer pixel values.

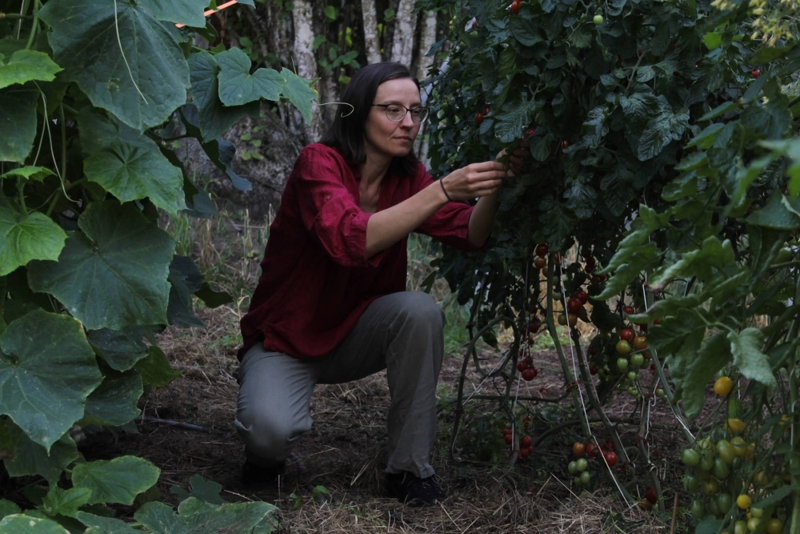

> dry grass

[{"left": 69, "top": 301, "right": 692, "bottom": 534}]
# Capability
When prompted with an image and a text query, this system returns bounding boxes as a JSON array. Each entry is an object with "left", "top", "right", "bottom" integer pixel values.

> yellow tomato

[
  {"left": 731, "top": 436, "right": 747, "bottom": 457},
  {"left": 714, "top": 376, "right": 733, "bottom": 396},
  {"left": 727, "top": 418, "right": 746, "bottom": 434},
  {"left": 736, "top": 494, "right": 752, "bottom": 510}
]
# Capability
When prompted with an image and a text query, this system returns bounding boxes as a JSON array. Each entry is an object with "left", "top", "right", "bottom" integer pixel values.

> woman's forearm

[
  {"left": 365, "top": 182, "right": 448, "bottom": 258},
  {"left": 467, "top": 192, "right": 500, "bottom": 248}
]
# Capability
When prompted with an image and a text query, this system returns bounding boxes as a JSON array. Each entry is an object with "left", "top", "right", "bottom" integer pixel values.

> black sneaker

[
  {"left": 241, "top": 460, "right": 286, "bottom": 486},
  {"left": 385, "top": 471, "right": 446, "bottom": 507}
]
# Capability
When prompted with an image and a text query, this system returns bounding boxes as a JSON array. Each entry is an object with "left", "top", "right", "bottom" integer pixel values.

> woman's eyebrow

[{"left": 377, "top": 100, "right": 424, "bottom": 107}]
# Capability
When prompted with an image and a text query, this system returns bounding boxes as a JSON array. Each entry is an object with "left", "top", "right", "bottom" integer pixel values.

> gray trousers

[{"left": 234, "top": 291, "right": 445, "bottom": 479}]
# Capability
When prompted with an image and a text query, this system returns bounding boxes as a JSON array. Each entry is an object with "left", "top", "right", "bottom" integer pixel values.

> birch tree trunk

[
  {"left": 390, "top": 0, "right": 418, "bottom": 67},
  {"left": 292, "top": 0, "right": 324, "bottom": 142},
  {"left": 361, "top": 0, "right": 381, "bottom": 65},
  {"left": 415, "top": 10, "right": 438, "bottom": 164}
]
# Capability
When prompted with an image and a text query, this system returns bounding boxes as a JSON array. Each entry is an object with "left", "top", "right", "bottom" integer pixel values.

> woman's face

[{"left": 363, "top": 78, "right": 422, "bottom": 164}]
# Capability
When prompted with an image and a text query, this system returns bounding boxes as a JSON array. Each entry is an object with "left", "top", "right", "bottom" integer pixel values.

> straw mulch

[{"left": 78, "top": 305, "right": 687, "bottom": 534}]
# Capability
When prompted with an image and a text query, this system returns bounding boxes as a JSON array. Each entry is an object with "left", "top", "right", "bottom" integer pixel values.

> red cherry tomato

[
  {"left": 620, "top": 328, "right": 635, "bottom": 342},
  {"left": 567, "top": 297, "right": 583, "bottom": 314},
  {"left": 603, "top": 450, "right": 618, "bottom": 467}
]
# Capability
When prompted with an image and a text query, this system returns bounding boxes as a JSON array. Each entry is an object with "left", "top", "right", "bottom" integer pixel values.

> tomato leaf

[
  {"left": 728, "top": 328, "right": 777, "bottom": 389},
  {"left": 678, "top": 332, "right": 731, "bottom": 420}
]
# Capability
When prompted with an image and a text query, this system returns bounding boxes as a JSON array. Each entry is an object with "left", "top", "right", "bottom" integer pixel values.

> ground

[{"left": 74, "top": 304, "right": 703, "bottom": 534}]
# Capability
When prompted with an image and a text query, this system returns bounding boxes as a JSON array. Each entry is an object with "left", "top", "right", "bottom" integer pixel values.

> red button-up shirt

[{"left": 239, "top": 143, "right": 482, "bottom": 359}]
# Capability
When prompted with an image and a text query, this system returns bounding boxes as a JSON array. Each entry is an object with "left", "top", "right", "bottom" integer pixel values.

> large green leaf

[
  {"left": 40, "top": 487, "right": 93, "bottom": 519},
  {"left": 167, "top": 255, "right": 204, "bottom": 328},
  {"left": 188, "top": 50, "right": 258, "bottom": 142},
  {"left": 39, "top": 0, "right": 189, "bottom": 131},
  {"left": 84, "top": 142, "right": 186, "bottom": 216},
  {"left": 134, "top": 346, "right": 181, "bottom": 388},
  {"left": 279, "top": 67, "right": 317, "bottom": 124},
  {"left": 0, "top": 515, "right": 70, "bottom": 533},
  {"left": 728, "top": 328, "right": 777, "bottom": 389},
  {"left": 135, "top": 497, "right": 279, "bottom": 534},
  {"left": 0, "top": 310, "right": 100, "bottom": 452},
  {"left": 0, "top": 50, "right": 62, "bottom": 90},
  {"left": 81, "top": 373, "right": 142, "bottom": 426},
  {"left": 0, "top": 90, "right": 38, "bottom": 163},
  {"left": 87, "top": 326, "right": 150, "bottom": 372},
  {"left": 3, "top": 420, "right": 79, "bottom": 484},
  {"left": 28, "top": 201, "right": 175, "bottom": 330},
  {"left": 0, "top": 206, "right": 68, "bottom": 276},
  {"left": 217, "top": 47, "right": 283, "bottom": 106},
  {"left": 637, "top": 103, "right": 689, "bottom": 161},
  {"left": 137, "top": 0, "right": 209, "bottom": 26},
  {"left": 76, "top": 513, "right": 142, "bottom": 534},
  {"left": 72, "top": 456, "right": 160, "bottom": 506}
]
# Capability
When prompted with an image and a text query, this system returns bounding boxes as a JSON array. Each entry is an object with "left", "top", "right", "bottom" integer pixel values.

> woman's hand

[{"left": 440, "top": 161, "right": 508, "bottom": 202}]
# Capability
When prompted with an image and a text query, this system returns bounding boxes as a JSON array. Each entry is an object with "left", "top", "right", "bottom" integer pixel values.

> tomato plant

[{"left": 423, "top": 0, "right": 800, "bottom": 526}]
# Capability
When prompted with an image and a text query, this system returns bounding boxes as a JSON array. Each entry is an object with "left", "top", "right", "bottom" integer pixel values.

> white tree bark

[
  {"left": 414, "top": 11, "right": 437, "bottom": 165},
  {"left": 361, "top": 0, "right": 381, "bottom": 64},
  {"left": 390, "top": 0, "right": 417, "bottom": 67},
  {"left": 292, "top": 0, "right": 324, "bottom": 141}
]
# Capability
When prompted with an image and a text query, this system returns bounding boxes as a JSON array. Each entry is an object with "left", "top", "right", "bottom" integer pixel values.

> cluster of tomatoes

[
  {"left": 502, "top": 427, "right": 534, "bottom": 459},
  {"left": 516, "top": 351, "right": 538, "bottom": 381},
  {"left": 567, "top": 440, "right": 620, "bottom": 488},
  {"left": 680, "top": 377, "right": 786, "bottom": 533}
]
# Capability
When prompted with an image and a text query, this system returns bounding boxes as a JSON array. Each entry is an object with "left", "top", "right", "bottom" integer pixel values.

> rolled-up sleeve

[{"left": 293, "top": 146, "right": 386, "bottom": 267}]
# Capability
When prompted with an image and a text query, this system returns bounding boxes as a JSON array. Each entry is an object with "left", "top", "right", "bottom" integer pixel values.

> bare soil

[{"left": 77, "top": 305, "right": 701, "bottom": 533}]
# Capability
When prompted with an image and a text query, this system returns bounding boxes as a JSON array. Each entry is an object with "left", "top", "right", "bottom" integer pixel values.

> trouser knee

[{"left": 236, "top": 412, "right": 309, "bottom": 464}]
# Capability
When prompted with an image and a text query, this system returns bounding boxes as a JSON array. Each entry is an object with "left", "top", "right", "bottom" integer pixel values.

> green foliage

[
  {"left": 424, "top": 0, "right": 800, "bottom": 526},
  {"left": 0, "top": 0, "right": 314, "bottom": 527}
]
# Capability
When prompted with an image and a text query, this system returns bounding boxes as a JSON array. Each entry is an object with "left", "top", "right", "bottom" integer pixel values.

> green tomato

[
  {"left": 707, "top": 496, "right": 720, "bottom": 516},
  {"left": 716, "top": 492, "right": 732, "bottom": 514},
  {"left": 690, "top": 499, "right": 705, "bottom": 519},
  {"left": 750, "top": 507, "right": 764, "bottom": 518},
  {"left": 656, "top": 388, "right": 666, "bottom": 398},
  {"left": 552, "top": 291, "right": 563, "bottom": 301},
  {"left": 617, "top": 357, "right": 629, "bottom": 371},
  {"left": 579, "top": 471, "right": 591, "bottom": 485},
  {"left": 630, "top": 353, "right": 644, "bottom": 368},
  {"left": 568, "top": 460, "right": 578, "bottom": 474},
  {"left": 593, "top": 14, "right": 604, "bottom": 25},
  {"left": 576, "top": 458, "right": 588, "bottom": 472},
  {"left": 627, "top": 371, "right": 638, "bottom": 381},
  {"left": 681, "top": 449, "right": 701, "bottom": 467},
  {"left": 616, "top": 340, "right": 631, "bottom": 355},
  {"left": 713, "top": 458, "right": 731, "bottom": 480},
  {"left": 716, "top": 439, "right": 735, "bottom": 465},
  {"left": 699, "top": 450, "right": 715, "bottom": 472},
  {"left": 733, "top": 520, "right": 748, "bottom": 534},
  {"left": 701, "top": 478, "right": 719, "bottom": 495}
]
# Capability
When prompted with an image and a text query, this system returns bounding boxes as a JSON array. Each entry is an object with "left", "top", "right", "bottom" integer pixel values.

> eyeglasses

[{"left": 372, "top": 104, "right": 430, "bottom": 124}]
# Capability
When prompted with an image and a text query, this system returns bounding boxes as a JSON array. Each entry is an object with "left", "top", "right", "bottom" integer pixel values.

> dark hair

[{"left": 320, "top": 62, "right": 420, "bottom": 177}]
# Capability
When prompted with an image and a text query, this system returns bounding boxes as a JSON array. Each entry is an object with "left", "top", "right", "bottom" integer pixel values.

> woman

[{"left": 235, "top": 62, "right": 517, "bottom": 507}]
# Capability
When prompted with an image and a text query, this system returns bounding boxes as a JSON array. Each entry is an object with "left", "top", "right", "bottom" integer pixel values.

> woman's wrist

[{"left": 439, "top": 177, "right": 453, "bottom": 202}]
